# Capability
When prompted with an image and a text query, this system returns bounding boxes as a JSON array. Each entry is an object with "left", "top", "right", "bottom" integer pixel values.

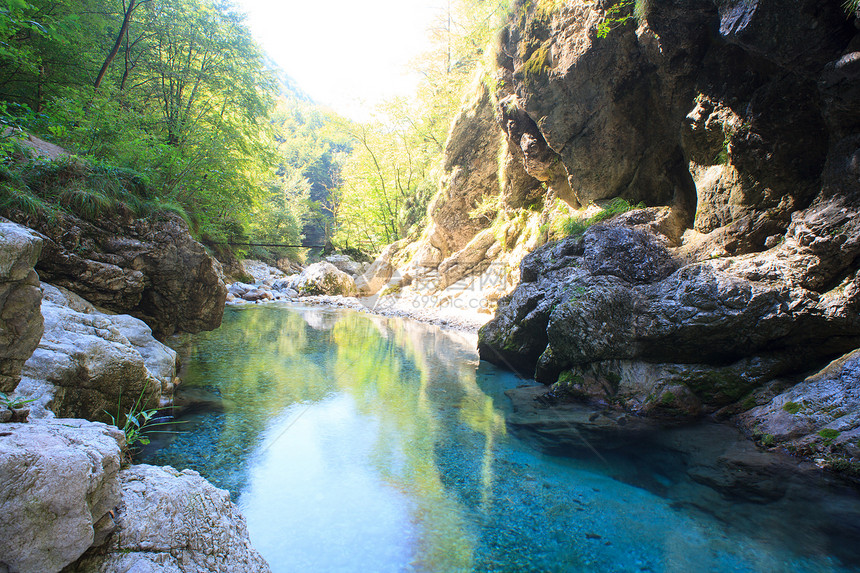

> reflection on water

[{"left": 142, "top": 304, "right": 860, "bottom": 573}]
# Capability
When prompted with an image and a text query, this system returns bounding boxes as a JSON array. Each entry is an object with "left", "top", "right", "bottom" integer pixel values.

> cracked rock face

[
  {"left": 0, "top": 419, "right": 124, "bottom": 573},
  {"left": 480, "top": 189, "right": 860, "bottom": 424},
  {"left": 3, "top": 211, "right": 226, "bottom": 337},
  {"left": 0, "top": 220, "right": 44, "bottom": 392},
  {"left": 468, "top": 0, "right": 860, "bottom": 474},
  {"left": 18, "top": 283, "right": 176, "bottom": 423},
  {"left": 737, "top": 349, "right": 860, "bottom": 470},
  {"left": 68, "top": 465, "right": 272, "bottom": 573}
]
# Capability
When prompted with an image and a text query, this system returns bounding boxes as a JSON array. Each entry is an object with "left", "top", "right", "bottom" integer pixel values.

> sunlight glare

[{"left": 237, "top": 0, "right": 447, "bottom": 118}]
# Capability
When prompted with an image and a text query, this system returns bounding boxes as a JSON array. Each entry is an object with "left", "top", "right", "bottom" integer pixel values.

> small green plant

[
  {"left": 0, "top": 392, "right": 36, "bottom": 409},
  {"left": 761, "top": 434, "right": 775, "bottom": 446},
  {"left": 714, "top": 134, "right": 730, "bottom": 165},
  {"left": 597, "top": 0, "right": 647, "bottom": 38},
  {"left": 380, "top": 284, "right": 402, "bottom": 296},
  {"left": 561, "top": 197, "right": 645, "bottom": 237},
  {"left": 105, "top": 388, "right": 175, "bottom": 453},
  {"left": 660, "top": 391, "right": 676, "bottom": 405},
  {"left": 818, "top": 428, "right": 841, "bottom": 445},
  {"left": 782, "top": 401, "right": 802, "bottom": 415}
]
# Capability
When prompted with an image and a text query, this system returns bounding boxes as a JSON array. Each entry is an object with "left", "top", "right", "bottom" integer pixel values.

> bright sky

[{"left": 237, "top": 0, "right": 447, "bottom": 119}]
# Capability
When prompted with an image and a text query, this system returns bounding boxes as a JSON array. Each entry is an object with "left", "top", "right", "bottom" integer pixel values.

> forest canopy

[{"left": 1, "top": 0, "right": 510, "bottom": 260}]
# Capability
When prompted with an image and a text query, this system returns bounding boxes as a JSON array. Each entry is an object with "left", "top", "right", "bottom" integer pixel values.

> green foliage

[
  {"left": 0, "top": 156, "right": 177, "bottom": 222},
  {"left": 597, "top": 0, "right": 646, "bottom": 38},
  {"left": 332, "top": 0, "right": 510, "bottom": 254},
  {"left": 0, "top": 391, "right": 36, "bottom": 409},
  {"left": 561, "top": 197, "right": 645, "bottom": 236},
  {"left": 844, "top": 0, "right": 859, "bottom": 13},
  {"left": 761, "top": 434, "right": 775, "bottom": 446},
  {"left": 105, "top": 388, "right": 174, "bottom": 456},
  {"left": 0, "top": 0, "right": 319, "bottom": 255},
  {"left": 782, "top": 401, "right": 802, "bottom": 415}
]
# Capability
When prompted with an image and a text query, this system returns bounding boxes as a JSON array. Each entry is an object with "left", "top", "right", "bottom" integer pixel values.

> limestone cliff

[{"left": 388, "top": 0, "right": 860, "bottom": 475}]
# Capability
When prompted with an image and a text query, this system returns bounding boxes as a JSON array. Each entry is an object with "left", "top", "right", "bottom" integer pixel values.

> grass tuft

[{"left": 561, "top": 197, "right": 645, "bottom": 237}]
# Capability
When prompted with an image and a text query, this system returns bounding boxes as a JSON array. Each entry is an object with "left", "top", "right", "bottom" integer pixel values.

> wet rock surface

[{"left": 737, "top": 349, "right": 860, "bottom": 474}]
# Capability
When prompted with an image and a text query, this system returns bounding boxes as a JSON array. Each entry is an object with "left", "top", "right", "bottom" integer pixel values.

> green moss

[
  {"left": 557, "top": 371, "right": 584, "bottom": 385},
  {"left": 828, "top": 458, "right": 860, "bottom": 477},
  {"left": 660, "top": 391, "right": 676, "bottom": 405},
  {"left": 523, "top": 44, "right": 551, "bottom": 80},
  {"left": 818, "top": 428, "right": 841, "bottom": 441},
  {"left": 761, "top": 434, "right": 775, "bottom": 446},
  {"left": 605, "top": 372, "right": 622, "bottom": 385},
  {"left": 782, "top": 401, "right": 802, "bottom": 414}
]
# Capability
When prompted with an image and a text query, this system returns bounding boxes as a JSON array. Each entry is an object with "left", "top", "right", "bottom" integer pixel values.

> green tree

[{"left": 331, "top": 0, "right": 509, "bottom": 254}]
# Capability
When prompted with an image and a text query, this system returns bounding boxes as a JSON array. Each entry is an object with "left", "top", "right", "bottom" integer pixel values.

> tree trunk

[{"left": 94, "top": 0, "right": 137, "bottom": 90}]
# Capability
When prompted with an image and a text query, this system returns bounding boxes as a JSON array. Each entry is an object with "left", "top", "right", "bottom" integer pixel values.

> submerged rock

[
  {"left": 68, "top": 465, "right": 271, "bottom": 573},
  {"left": 0, "top": 220, "right": 44, "bottom": 392},
  {"left": 507, "top": 385, "right": 659, "bottom": 451},
  {"left": 0, "top": 419, "right": 124, "bottom": 573}
]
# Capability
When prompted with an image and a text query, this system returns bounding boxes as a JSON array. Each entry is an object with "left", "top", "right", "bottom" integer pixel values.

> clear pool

[{"left": 140, "top": 304, "right": 860, "bottom": 573}]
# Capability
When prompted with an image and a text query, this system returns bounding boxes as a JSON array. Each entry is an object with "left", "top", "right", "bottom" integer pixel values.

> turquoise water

[{"left": 141, "top": 304, "right": 860, "bottom": 572}]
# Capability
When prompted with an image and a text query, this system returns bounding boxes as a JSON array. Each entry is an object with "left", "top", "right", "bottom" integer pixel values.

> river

[{"left": 140, "top": 304, "right": 860, "bottom": 572}]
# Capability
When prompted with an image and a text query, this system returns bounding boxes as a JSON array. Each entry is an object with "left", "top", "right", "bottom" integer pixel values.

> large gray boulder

[
  {"left": 480, "top": 198, "right": 860, "bottom": 421},
  {"left": 18, "top": 283, "right": 176, "bottom": 422},
  {"left": 69, "top": 465, "right": 271, "bottom": 573},
  {"left": 291, "top": 262, "right": 357, "bottom": 297},
  {"left": 325, "top": 254, "right": 363, "bottom": 276},
  {"left": 3, "top": 210, "right": 227, "bottom": 337},
  {"left": 0, "top": 220, "right": 43, "bottom": 392},
  {"left": 0, "top": 419, "right": 124, "bottom": 573}
]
